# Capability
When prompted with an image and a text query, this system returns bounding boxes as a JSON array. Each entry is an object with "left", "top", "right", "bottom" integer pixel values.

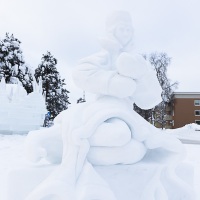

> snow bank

[{"left": 165, "top": 123, "right": 200, "bottom": 144}]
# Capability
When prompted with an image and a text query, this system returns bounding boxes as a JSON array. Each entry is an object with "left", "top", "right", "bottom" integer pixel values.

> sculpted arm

[
  {"left": 116, "top": 52, "right": 163, "bottom": 109},
  {"left": 72, "top": 54, "right": 137, "bottom": 98}
]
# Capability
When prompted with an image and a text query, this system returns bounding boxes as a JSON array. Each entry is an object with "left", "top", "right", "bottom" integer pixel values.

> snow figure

[{"left": 25, "top": 11, "right": 195, "bottom": 200}]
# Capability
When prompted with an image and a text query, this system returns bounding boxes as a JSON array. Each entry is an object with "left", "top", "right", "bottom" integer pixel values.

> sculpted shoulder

[{"left": 78, "top": 50, "right": 110, "bottom": 69}]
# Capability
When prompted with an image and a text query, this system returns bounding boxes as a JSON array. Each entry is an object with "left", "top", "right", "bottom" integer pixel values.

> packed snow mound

[
  {"left": 25, "top": 125, "right": 62, "bottom": 164},
  {"left": 165, "top": 123, "right": 200, "bottom": 144},
  {"left": 183, "top": 123, "right": 200, "bottom": 131}
]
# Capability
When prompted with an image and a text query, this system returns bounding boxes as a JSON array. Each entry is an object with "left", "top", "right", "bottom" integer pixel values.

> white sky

[{"left": 1, "top": 0, "right": 200, "bottom": 100}]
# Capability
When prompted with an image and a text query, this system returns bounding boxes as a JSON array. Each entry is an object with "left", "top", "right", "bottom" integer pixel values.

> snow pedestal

[{"left": 3, "top": 149, "right": 195, "bottom": 200}]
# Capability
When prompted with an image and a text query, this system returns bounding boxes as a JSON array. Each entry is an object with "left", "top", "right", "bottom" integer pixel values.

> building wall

[{"left": 173, "top": 97, "right": 200, "bottom": 128}]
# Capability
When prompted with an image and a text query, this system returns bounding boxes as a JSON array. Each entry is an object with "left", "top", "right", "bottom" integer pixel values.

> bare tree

[{"left": 150, "top": 52, "right": 178, "bottom": 128}]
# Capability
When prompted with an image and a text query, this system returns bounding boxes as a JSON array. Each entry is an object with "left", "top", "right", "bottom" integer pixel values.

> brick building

[{"left": 172, "top": 92, "right": 200, "bottom": 129}]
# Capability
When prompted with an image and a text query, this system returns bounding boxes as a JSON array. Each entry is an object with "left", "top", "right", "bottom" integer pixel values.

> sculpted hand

[
  {"left": 116, "top": 52, "right": 148, "bottom": 80},
  {"left": 107, "top": 73, "right": 136, "bottom": 98}
]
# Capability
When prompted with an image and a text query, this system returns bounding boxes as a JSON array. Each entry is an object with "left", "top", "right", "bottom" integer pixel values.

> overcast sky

[{"left": 1, "top": 0, "right": 200, "bottom": 100}]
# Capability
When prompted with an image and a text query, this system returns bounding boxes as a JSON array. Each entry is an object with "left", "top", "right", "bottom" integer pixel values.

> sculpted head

[{"left": 106, "top": 11, "right": 134, "bottom": 47}]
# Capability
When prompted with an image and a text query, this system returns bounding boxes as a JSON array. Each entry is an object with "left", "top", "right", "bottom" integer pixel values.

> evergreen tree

[
  {"left": 20, "top": 64, "right": 34, "bottom": 93},
  {"left": 0, "top": 33, "right": 33, "bottom": 93},
  {"left": 35, "top": 51, "right": 70, "bottom": 122}
]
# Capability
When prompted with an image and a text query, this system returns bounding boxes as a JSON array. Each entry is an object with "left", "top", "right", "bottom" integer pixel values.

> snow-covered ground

[
  {"left": 165, "top": 123, "right": 200, "bottom": 144},
  {"left": 0, "top": 125, "right": 200, "bottom": 200}
]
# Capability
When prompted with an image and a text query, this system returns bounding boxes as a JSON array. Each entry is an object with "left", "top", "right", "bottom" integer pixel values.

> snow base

[
  {"left": 3, "top": 165, "right": 57, "bottom": 200},
  {"left": 3, "top": 149, "right": 195, "bottom": 200}
]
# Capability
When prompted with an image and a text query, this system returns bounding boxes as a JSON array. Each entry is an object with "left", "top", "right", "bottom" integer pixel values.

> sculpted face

[{"left": 114, "top": 22, "right": 133, "bottom": 46}]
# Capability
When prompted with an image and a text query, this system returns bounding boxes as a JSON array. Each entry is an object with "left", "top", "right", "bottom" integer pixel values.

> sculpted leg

[
  {"left": 89, "top": 117, "right": 132, "bottom": 147},
  {"left": 88, "top": 139, "right": 147, "bottom": 165}
]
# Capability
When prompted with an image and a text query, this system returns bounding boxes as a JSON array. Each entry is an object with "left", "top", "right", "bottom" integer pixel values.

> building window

[
  {"left": 195, "top": 110, "right": 200, "bottom": 116},
  {"left": 195, "top": 120, "right": 200, "bottom": 125},
  {"left": 194, "top": 100, "right": 200, "bottom": 106},
  {"left": 170, "top": 120, "right": 174, "bottom": 126}
]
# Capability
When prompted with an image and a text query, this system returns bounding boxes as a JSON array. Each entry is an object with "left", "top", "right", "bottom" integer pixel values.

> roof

[{"left": 173, "top": 92, "right": 200, "bottom": 99}]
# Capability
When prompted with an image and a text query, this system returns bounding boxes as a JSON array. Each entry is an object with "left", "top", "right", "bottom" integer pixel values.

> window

[
  {"left": 194, "top": 100, "right": 200, "bottom": 106},
  {"left": 170, "top": 120, "right": 174, "bottom": 126},
  {"left": 195, "top": 120, "right": 200, "bottom": 125},
  {"left": 195, "top": 110, "right": 200, "bottom": 116}
]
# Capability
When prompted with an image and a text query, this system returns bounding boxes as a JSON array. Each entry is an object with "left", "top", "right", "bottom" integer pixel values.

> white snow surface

[
  {"left": 165, "top": 123, "right": 200, "bottom": 144},
  {"left": 0, "top": 130, "right": 200, "bottom": 200}
]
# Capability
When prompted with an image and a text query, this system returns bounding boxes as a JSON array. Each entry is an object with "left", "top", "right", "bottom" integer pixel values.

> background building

[{"left": 172, "top": 92, "right": 200, "bottom": 128}]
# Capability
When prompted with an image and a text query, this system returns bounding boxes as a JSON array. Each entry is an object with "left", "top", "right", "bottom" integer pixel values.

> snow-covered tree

[
  {"left": 0, "top": 33, "right": 33, "bottom": 93},
  {"left": 34, "top": 51, "right": 70, "bottom": 122},
  {"left": 21, "top": 64, "right": 34, "bottom": 93}
]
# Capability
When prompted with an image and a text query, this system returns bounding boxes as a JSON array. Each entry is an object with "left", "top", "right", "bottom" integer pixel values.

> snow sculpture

[
  {"left": 25, "top": 11, "right": 195, "bottom": 200},
  {"left": 0, "top": 77, "right": 46, "bottom": 133}
]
